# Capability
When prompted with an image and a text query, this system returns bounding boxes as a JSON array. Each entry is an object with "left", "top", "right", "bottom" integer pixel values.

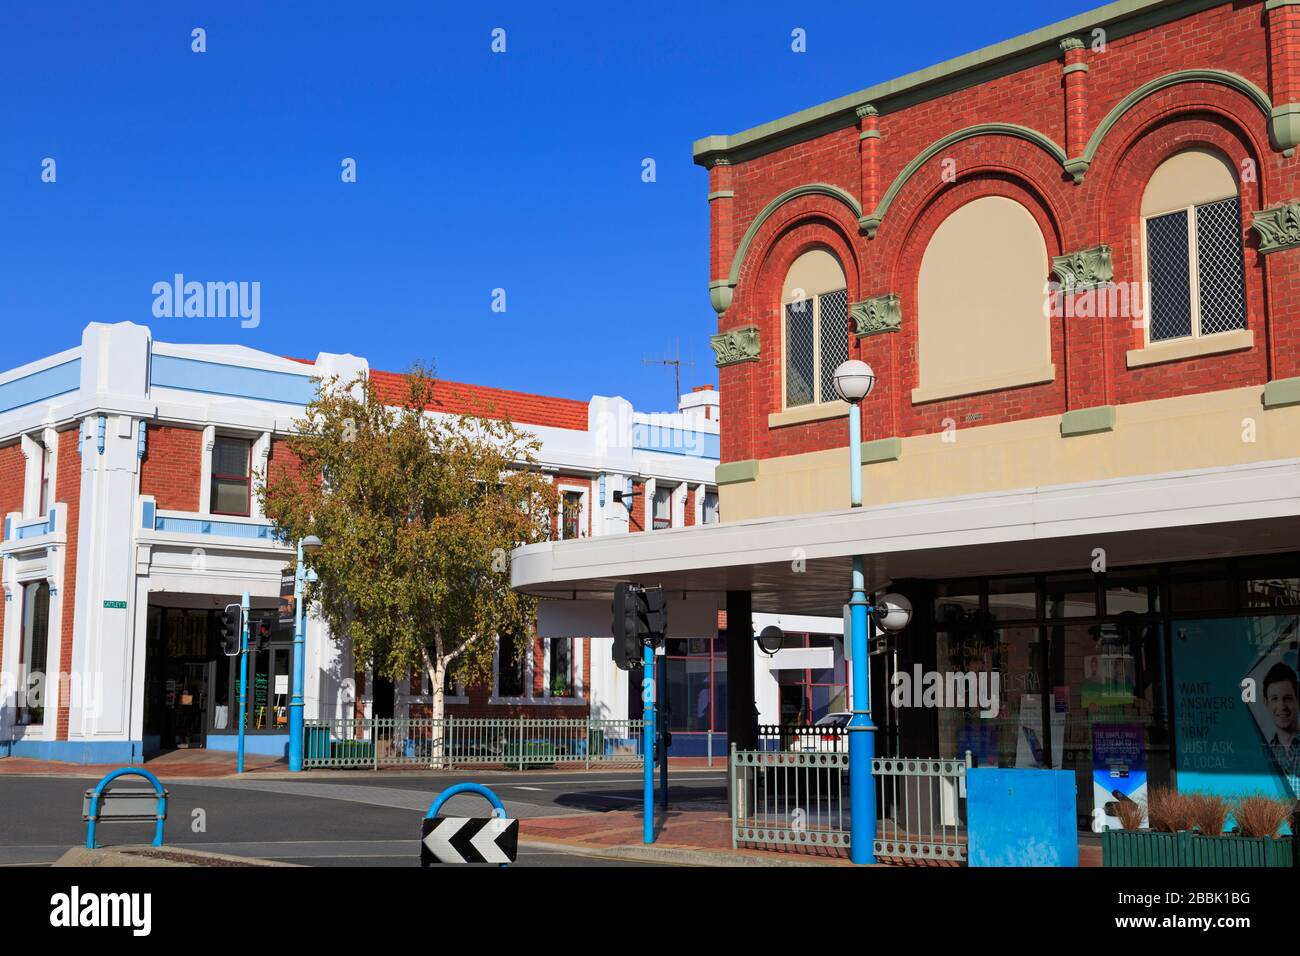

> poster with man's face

[{"left": 1171, "top": 615, "right": 1300, "bottom": 804}]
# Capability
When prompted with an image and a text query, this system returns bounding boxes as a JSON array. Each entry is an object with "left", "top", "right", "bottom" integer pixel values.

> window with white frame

[
  {"left": 1142, "top": 149, "right": 1247, "bottom": 344},
  {"left": 559, "top": 489, "right": 584, "bottom": 540},
  {"left": 783, "top": 249, "right": 849, "bottom": 409},
  {"left": 702, "top": 490, "right": 719, "bottom": 525},
  {"left": 19, "top": 581, "right": 50, "bottom": 726},
  {"left": 652, "top": 485, "right": 673, "bottom": 530},
  {"left": 210, "top": 436, "right": 253, "bottom": 516},
  {"left": 547, "top": 638, "right": 574, "bottom": 697},
  {"left": 38, "top": 440, "right": 52, "bottom": 516}
]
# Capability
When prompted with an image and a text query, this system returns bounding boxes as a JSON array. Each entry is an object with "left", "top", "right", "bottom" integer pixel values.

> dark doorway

[
  {"left": 143, "top": 607, "right": 214, "bottom": 752},
  {"left": 372, "top": 674, "right": 395, "bottom": 719}
]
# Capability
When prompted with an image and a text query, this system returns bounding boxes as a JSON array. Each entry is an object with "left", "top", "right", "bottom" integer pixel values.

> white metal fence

[
  {"left": 303, "top": 717, "right": 646, "bottom": 769},
  {"left": 873, "top": 754, "right": 971, "bottom": 863},
  {"left": 730, "top": 746, "right": 851, "bottom": 852}
]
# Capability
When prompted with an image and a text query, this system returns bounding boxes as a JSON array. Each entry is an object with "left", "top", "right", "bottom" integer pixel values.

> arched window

[
  {"left": 914, "top": 196, "right": 1053, "bottom": 403},
  {"left": 782, "top": 249, "right": 849, "bottom": 409},
  {"left": 1141, "top": 149, "right": 1246, "bottom": 344}
]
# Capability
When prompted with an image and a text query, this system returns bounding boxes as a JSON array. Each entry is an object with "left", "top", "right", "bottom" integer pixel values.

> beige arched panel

[
  {"left": 783, "top": 248, "right": 846, "bottom": 304},
  {"left": 913, "top": 196, "right": 1054, "bottom": 404},
  {"left": 1141, "top": 149, "right": 1238, "bottom": 217}
]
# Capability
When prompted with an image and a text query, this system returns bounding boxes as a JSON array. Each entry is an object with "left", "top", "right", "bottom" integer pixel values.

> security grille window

[
  {"left": 210, "top": 436, "right": 252, "bottom": 516},
  {"left": 785, "top": 288, "right": 849, "bottom": 408},
  {"left": 652, "top": 485, "right": 673, "bottom": 530},
  {"left": 497, "top": 634, "right": 526, "bottom": 698},
  {"left": 19, "top": 581, "right": 50, "bottom": 725},
  {"left": 1145, "top": 197, "right": 1246, "bottom": 343},
  {"left": 702, "top": 490, "right": 719, "bottom": 525}
]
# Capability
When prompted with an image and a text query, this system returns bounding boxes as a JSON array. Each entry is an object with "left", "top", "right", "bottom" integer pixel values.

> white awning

[{"left": 511, "top": 458, "right": 1300, "bottom": 617}]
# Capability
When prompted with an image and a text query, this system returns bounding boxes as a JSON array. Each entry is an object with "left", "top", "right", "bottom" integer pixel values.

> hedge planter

[
  {"left": 502, "top": 741, "right": 557, "bottom": 770},
  {"left": 1103, "top": 829, "right": 1295, "bottom": 867}
]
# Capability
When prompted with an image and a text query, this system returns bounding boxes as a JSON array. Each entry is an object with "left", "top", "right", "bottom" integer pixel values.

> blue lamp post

[
  {"left": 831, "top": 360, "right": 911, "bottom": 865},
  {"left": 289, "top": 533, "right": 322, "bottom": 772}
]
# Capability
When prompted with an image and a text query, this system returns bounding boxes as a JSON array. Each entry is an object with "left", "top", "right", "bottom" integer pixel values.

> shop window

[
  {"left": 559, "top": 490, "right": 583, "bottom": 540},
  {"left": 18, "top": 581, "right": 50, "bottom": 725},
  {"left": 1169, "top": 561, "right": 1231, "bottom": 613},
  {"left": 934, "top": 580, "right": 980, "bottom": 626},
  {"left": 1105, "top": 567, "right": 1161, "bottom": 616},
  {"left": 497, "top": 633, "right": 526, "bottom": 698},
  {"left": 1141, "top": 149, "right": 1246, "bottom": 344},
  {"left": 1046, "top": 573, "right": 1096, "bottom": 618},
  {"left": 988, "top": 576, "right": 1037, "bottom": 621},
  {"left": 781, "top": 249, "right": 849, "bottom": 408},
  {"left": 1239, "top": 554, "right": 1300, "bottom": 609},
  {"left": 210, "top": 436, "right": 252, "bottom": 516},
  {"left": 914, "top": 195, "right": 1052, "bottom": 403}
]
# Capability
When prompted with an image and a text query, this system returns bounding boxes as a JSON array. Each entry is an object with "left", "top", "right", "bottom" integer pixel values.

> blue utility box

[{"left": 966, "top": 768, "right": 1078, "bottom": 867}]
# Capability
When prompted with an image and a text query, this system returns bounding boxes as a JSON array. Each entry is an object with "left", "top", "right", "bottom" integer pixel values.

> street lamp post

[
  {"left": 832, "top": 360, "right": 912, "bottom": 865},
  {"left": 289, "top": 534, "right": 323, "bottom": 773}
]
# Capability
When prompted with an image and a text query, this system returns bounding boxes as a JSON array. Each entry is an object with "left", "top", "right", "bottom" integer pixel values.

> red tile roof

[{"left": 369, "top": 369, "right": 588, "bottom": 431}]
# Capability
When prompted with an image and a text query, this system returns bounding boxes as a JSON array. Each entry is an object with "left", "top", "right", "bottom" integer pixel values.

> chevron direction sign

[{"left": 421, "top": 815, "right": 519, "bottom": 865}]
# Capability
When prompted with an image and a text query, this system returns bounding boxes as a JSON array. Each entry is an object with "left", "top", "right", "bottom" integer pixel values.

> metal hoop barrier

[
  {"left": 425, "top": 782, "right": 510, "bottom": 867},
  {"left": 83, "top": 768, "right": 169, "bottom": 850}
]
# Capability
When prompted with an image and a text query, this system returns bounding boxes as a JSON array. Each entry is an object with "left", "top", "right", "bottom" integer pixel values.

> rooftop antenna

[{"left": 643, "top": 338, "right": 695, "bottom": 409}]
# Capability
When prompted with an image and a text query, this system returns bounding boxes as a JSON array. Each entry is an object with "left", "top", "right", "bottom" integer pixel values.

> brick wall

[
  {"left": 712, "top": 0, "right": 1297, "bottom": 464},
  {"left": 0, "top": 442, "right": 25, "bottom": 667},
  {"left": 139, "top": 425, "right": 203, "bottom": 511},
  {"left": 54, "top": 427, "right": 80, "bottom": 740}
]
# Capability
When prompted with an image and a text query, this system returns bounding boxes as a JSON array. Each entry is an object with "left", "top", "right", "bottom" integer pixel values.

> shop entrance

[{"left": 144, "top": 607, "right": 216, "bottom": 753}]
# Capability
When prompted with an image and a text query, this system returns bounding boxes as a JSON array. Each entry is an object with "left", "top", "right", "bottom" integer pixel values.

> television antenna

[{"left": 643, "top": 339, "right": 695, "bottom": 408}]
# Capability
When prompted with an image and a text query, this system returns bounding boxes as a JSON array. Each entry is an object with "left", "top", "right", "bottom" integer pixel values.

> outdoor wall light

[
  {"left": 832, "top": 360, "right": 876, "bottom": 404},
  {"left": 756, "top": 625, "right": 784, "bottom": 656},
  {"left": 873, "top": 592, "right": 913, "bottom": 633}
]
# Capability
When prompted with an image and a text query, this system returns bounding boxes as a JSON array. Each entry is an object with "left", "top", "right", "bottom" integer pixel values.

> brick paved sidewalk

[{"left": 0, "top": 750, "right": 287, "bottom": 779}]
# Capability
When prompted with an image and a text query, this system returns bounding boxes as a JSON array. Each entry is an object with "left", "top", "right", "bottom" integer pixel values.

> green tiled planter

[
  {"left": 1103, "top": 829, "right": 1295, "bottom": 867},
  {"left": 331, "top": 740, "right": 374, "bottom": 763},
  {"left": 502, "top": 740, "right": 557, "bottom": 770}
]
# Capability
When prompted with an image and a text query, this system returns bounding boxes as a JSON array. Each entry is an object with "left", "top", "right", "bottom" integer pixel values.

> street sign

[
  {"left": 103, "top": 600, "right": 127, "bottom": 609},
  {"left": 421, "top": 816, "right": 518, "bottom": 865}
]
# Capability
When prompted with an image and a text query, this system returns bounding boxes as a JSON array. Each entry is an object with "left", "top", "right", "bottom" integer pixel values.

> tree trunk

[{"left": 422, "top": 646, "right": 447, "bottom": 767}]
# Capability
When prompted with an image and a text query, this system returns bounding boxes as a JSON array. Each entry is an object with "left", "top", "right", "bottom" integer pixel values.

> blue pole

[
  {"left": 289, "top": 540, "right": 306, "bottom": 772},
  {"left": 237, "top": 590, "right": 250, "bottom": 774},
  {"left": 643, "top": 642, "right": 655, "bottom": 844},
  {"left": 846, "top": 400, "right": 876, "bottom": 864}
]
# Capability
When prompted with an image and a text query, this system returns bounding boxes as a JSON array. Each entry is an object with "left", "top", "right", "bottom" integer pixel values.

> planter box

[
  {"left": 502, "top": 741, "right": 556, "bottom": 770},
  {"left": 1103, "top": 829, "right": 1295, "bottom": 867},
  {"left": 330, "top": 740, "right": 375, "bottom": 763}
]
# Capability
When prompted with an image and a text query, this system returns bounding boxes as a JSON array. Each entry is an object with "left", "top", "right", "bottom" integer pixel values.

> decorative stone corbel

[
  {"left": 1051, "top": 245, "right": 1113, "bottom": 291},
  {"left": 709, "top": 326, "right": 761, "bottom": 367},
  {"left": 850, "top": 294, "right": 902, "bottom": 337},
  {"left": 1251, "top": 201, "right": 1300, "bottom": 254}
]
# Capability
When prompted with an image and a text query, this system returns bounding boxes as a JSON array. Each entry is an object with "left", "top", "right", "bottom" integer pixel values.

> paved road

[{"left": 0, "top": 769, "right": 728, "bottom": 867}]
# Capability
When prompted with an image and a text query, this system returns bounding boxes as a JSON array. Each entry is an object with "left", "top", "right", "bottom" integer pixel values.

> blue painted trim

[
  {"left": 598, "top": 474, "right": 606, "bottom": 508},
  {"left": 153, "top": 515, "right": 281, "bottom": 541},
  {"left": 426, "top": 782, "right": 507, "bottom": 819},
  {"left": 3, "top": 516, "right": 10, "bottom": 541},
  {"left": 96, "top": 416, "right": 106, "bottom": 455},
  {"left": 86, "top": 768, "right": 167, "bottom": 849},
  {"left": 0, "top": 359, "right": 81, "bottom": 414},
  {"left": 5, "top": 738, "right": 144, "bottom": 764},
  {"left": 76, "top": 420, "right": 85, "bottom": 458},
  {"left": 205, "top": 733, "right": 288, "bottom": 757},
  {"left": 14, "top": 514, "right": 56, "bottom": 540},
  {"left": 631, "top": 423, "right": 720, "bottom": 459},
  {"left": 141, "top": 500, "right": 155, "bottom": 530},
  {"left": 137, "top": 420, "right": 147, "bottom": 459},
  {"left": 150, "top": 354, "right": 317, "bottom": 406}
]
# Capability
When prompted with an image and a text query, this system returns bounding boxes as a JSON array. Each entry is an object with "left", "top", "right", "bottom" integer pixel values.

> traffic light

[
  {"left": 610, "top": 583, "right": 669, "bottom": 670},
  {"left": 219, "top": 603, "right": 243, "bottom": 656},
  {"left": 611, "top": 583, "right": 642, "bottom": 671},
  {"left": 249, "top": 618, "right": 273, "bottom": 654}
]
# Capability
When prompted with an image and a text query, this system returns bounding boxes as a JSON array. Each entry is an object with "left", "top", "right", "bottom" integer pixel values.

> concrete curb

[
  {"left": 518, "top": 838, "right": 846, "bottom": 867},
  {"left": 54, "top": 845, "right": 301, "bottom": 867}
]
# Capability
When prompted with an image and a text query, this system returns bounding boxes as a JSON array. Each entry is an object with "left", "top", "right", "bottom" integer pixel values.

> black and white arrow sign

[{"left": 421, "top": 816, "right": 519, "bottom": 865}]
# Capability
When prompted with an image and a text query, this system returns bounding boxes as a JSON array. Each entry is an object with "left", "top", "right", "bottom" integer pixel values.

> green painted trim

[
  {"left": 1062, "top": 62, "right": 1090, "bottom": 76},
  {"left": 1270, "top": 103, "right": 1300, "bottom": 157},
  {"left": 709, "top": 280, "right": 734, "bottom": 315},
  {"left": 709, "top": 326, "right": 761, "bottom": 367},
  {"left": 861, "top": 123, "right": 1067, "bottom": 238},
  {"left": 860, "top": 130, "right": 881, "bottom": 140},
  {"left": 1060, "top": 405, "right": 1116, "bottom": 437},
  {"left": 692, "top": 0, "right": 1226, "bottom": 167},
  {"left": 723, "top": 183, "right": 862, "bottom": 291},
  {"left": 1263, "top": 377, "right": 1300, "bottom": 409},
  {"left": 1059, "top": 37, "right": 1085, "bottom": 52},
  {"left": 1252, "top": 202, "right": 1300, "bottom": 254},
  {"left": 1051, "top": 245, "right": 1114, "bottom": 290},
  {"left": 716, "top": 460, "right": 760, "bottom": 485},
  {"left": 850, "top": 293, "right": 902, "bottom": 336},
  {"left": 1080, "top": 70, "right": 1275, "bottom": 170},
  {"left": 707, "top": 190, "right": 735, "bottom": 202},
  {"left": 1266, "top": 0, "right": 1300, "bottom": 10},
  {"left": 860, "top": 437, "right": 902, "bottom": 465}
]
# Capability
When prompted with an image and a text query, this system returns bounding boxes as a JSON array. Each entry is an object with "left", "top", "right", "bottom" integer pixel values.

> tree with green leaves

[{"left": 259, "top": 366, "right": 557, "bottom": 742}]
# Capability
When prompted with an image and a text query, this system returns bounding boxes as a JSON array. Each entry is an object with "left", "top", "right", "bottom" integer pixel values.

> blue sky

[{"left": 0, "top": 0, "right": 1095, "bottom": 411}]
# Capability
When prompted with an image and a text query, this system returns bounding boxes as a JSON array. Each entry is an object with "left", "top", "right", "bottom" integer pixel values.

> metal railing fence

[
  {"left": 303, "top": 717, "right": 646, "bottom": 769},
  {"left": 873, "top": 754, "right": 971, "bottom": 863},
  {"left": 757, "top": 723, "right": 849, "bottom": 753},
  {"left": 730, "top": 745, "right": 850, "bottom": 852}
]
